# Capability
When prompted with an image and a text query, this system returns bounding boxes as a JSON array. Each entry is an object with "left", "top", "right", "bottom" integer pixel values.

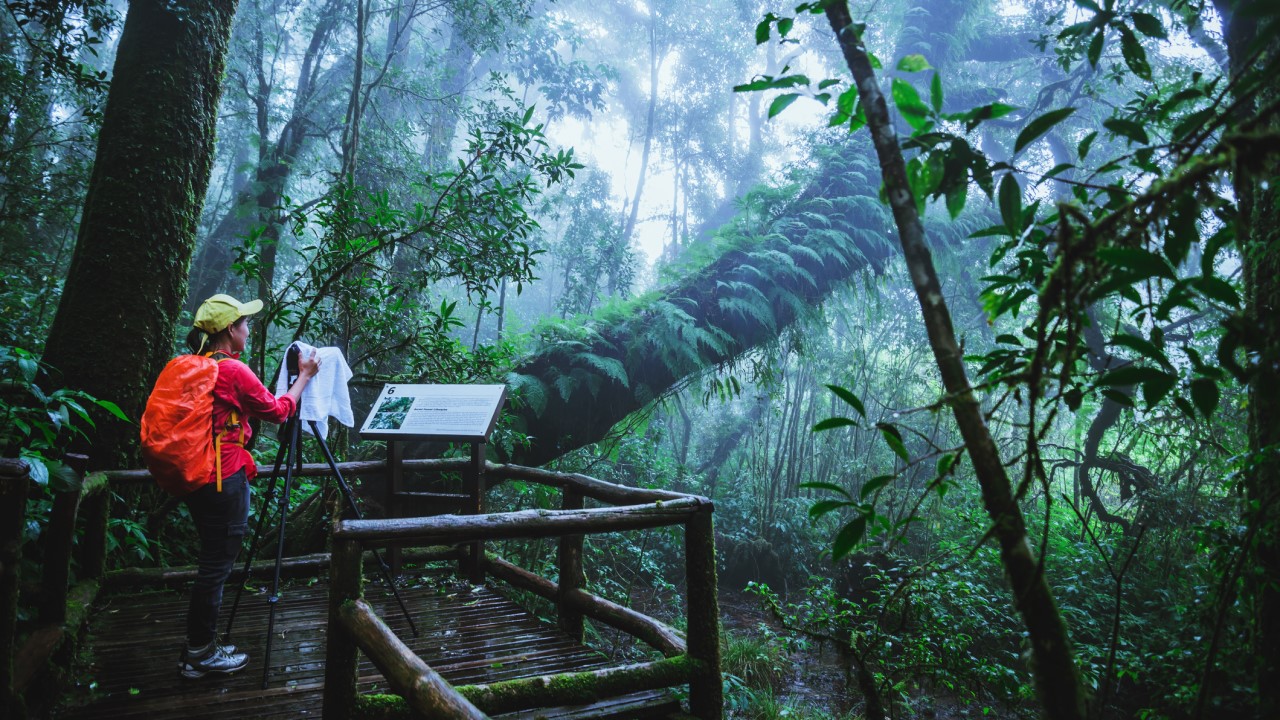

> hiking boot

[{"left": 180, "top": 642, "right": 249, "bottom": 679}]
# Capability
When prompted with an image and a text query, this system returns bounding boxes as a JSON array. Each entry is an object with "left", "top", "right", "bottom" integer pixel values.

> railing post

[
  {"left": 77, "top": 473, "right": 111, "bottom": 582},
  {"left": 386, "top": 440, "right": 403, "bottom": 573},
  {"left": 1, "top": 458, "right": 31, "bottom": 719},
  {"left": 40, "top": 454, "right": 87, "bottom": 625},
  {"left": 324, "top": 535, "right": 365, "bottom": 719},
  {"left": 464, "top": 442, "right": 485, "bottom": 584},
  {"left": 685, "top": 505, "right": 722, "bottom": 720},
  {"left": 557, "top": 489, "right": 585, "bottom": 641}
]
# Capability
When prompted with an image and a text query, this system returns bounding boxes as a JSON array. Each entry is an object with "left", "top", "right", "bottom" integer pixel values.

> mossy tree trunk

[
  {"left": 1216, "top": 0, "right": 1280, "bottom": 712},
  {"left": 40, "top": 0, "right": 240, "bottom": 470}
]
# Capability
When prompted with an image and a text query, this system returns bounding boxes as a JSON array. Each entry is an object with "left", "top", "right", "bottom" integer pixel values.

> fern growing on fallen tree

[{"left": 506, "top": 140, "right": 898, "bottom": 466}]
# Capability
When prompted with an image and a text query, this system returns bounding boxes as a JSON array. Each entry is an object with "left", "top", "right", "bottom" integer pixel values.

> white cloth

[{"left": 273, "top": 342, "right": 354, "bottom": 438}]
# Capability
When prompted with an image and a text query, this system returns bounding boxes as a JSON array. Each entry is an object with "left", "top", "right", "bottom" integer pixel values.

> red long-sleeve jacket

[{"left": 209, "top": 354, "right": 296, "bottom": 483}]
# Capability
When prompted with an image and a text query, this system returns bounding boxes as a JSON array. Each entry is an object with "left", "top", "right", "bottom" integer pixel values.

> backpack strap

[{"left": 205, "top": 352, "right": 242, "bottom": 493}]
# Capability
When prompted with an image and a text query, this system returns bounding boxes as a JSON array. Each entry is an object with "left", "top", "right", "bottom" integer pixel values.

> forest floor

[
  {"left": 715, "top": 587, "right": 1015, "bottom": 720},
  {"left": 719, "top": 587, "right": 860, "bottom": 715}
]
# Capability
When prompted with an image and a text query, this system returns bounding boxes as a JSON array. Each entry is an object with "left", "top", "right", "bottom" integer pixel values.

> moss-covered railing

[
  {"left": 323, "top": 465, "right": 723, "bottom": 720},
  {"left": 1, "top": 455, "right": 110, "bottom": 720}
]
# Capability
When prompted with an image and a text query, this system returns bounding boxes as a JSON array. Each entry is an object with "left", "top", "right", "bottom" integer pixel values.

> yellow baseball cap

[{"left": 193, "top": 294, "right": 264, "bottom": 333}]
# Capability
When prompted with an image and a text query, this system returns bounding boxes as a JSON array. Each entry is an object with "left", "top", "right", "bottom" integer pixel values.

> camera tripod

[{"left": 222, "top": 345, "right": 418, "bottom": 688}]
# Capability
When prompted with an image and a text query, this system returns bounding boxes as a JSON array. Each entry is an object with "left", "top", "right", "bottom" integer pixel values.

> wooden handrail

[
  {"left": 455, "top": 656, "right": 697, "bottom": 716},
  {"left": 484, "top": 554, "right": 686, "bottom": 657},
  {"left": 339, "top": 598, "right": 487, "bottom": 719},
  {"left": 103, "top": 459, "right": 696, "bottom": 506},
  {"left": 333, "top": 497, "right": 706, "bottom": 543}
]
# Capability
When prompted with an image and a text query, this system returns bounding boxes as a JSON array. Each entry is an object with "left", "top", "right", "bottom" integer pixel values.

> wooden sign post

[{"left": 360, "top": 384, "right": 507, "bottom": 582}]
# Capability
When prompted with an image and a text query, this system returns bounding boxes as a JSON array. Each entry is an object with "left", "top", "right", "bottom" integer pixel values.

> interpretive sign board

[{"left": 359, "top": 384, "right": 507, "bottom": 442}]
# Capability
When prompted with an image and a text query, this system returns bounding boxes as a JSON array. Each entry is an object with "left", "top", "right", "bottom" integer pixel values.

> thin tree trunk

[
  {"left": 621, "top": 8, "right": 660, "bottom": 247},
  {"left": 821, "top": 5, "right": 1086, "bottom": 718}
]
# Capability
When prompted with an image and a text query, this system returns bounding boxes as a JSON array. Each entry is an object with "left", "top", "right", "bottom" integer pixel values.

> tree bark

[
  {"left": 821, "top": 4, "right": 1086, "bottom": 719},
  {"left": 40, "top": 0, "right": 241, "bottom": 470},
  {"left": 1216, "top": 1, "right": 1280, "bottom": 712}
]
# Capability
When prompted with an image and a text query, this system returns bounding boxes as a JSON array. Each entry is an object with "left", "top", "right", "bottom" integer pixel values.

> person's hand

[{"left": 297, "top": 349, "right": 320, "bottom": 378}]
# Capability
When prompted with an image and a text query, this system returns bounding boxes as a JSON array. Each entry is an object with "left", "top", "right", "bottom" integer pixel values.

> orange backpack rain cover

[{"left": 140, "top": 355, "right": 220, "bottom": 496}]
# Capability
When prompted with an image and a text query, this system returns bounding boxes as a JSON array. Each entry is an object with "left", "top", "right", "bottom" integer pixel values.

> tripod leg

[
  {"left": 309, "top": 421, "right": 420, "bottom": 638},
  {"left": 262, "top": 415, "right": 300, "bottom": 688},
  {"left": 222, "top": 433, "right": 290, "bottom": 643}
]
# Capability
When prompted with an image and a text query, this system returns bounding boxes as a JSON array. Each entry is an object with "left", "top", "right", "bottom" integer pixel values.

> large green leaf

[
  {"left": 891, "top": 78, "right": 931, "bottom": 131},
  {"left": 832, "top": 516, "right": 868, "bottom": 561},
  {"left": 1015, "top": 107, "right": 1076, "bottom": 153},
  {"left": 998, "top": 174, "right": 1022, "bottom": 237}
]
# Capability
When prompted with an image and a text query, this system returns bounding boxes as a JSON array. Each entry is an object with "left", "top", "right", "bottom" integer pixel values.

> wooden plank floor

[{"left": 60, "top": 572, "right": 680, "bottom": 719}]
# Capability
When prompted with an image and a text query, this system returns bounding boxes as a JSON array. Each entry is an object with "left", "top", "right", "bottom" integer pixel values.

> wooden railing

[
  {"left": 323, "top": 465, "right": 723, "bottom": 720},
  {"left": 0, "top": 455, "right": 110, "bottom": 719},
  {"left": 0, "top": 457, "right": 722, "bottom": 719}
]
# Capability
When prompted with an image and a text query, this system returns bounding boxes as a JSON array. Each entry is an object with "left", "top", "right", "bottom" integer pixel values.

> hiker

[{"left": 178, "top": 294, "right": 319, "bottom": 679}]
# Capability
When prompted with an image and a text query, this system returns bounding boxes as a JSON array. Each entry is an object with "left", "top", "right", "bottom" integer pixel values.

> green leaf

[
  {"left": 826, "top": 384, "right": 866, "bottom": 418},
  {"left": 1190, "top": 377, "right": 1220, "bottom": 417},
  {"left": 1078, "top": 131, "right": 1098, "bottom": 159},
  {"left": 1103, "top": 117, "right": 1150, "bottom": 145},
  {"left": 95, "top": 399, "right": 130, "bottom": 422},
  {"left": 800, "top": 481, "right": 852, "bottom": 499},
  {"left": 832, "top": 516, "right": 868, "bottom": 561},
  {"left": 936, "top": 452, "right": 960, "bottom": 477},
  {"left": 1118, "top": 25, "right": 1152, "bottom": 81},
  {"left": 20, "top": 452, "right": 49, "bottom": 486},
  {"left": 768, "top": 93, "right": 801, "bottom": 119},
  {"left": 879, "top": 424, "right": 909, "bottom": 463},
  {"left": 1112, "top": 332, "right": 1172, "bottom": 370},
  {"left": 813, "top": 417, "right": 858, "bottom": 431},
  {"left": 897, "top": 54, "right": 931, "bottom": 72},
  {"left": 1173, "top": 394, "right": 1196, "bottom": 419},
  {"left": 1098, "top": 245, "right": 1175, "bottom": 279},
  {"left": 1101, "top": 388, "right": 1136, "bottom": 407},
  {"left": 1087, "top": 30, "right": 1104, "bottom": 67},
  {"left": 1014, "top": 107, "right": 1076, "bottom": 153},
  {"left": 998, "top": 174, "right": 1022, "bottom": 236},
  {"left": 930, "top": 72, "right": 944, "bottom": 113},
  {"left": 860, "top": 475, "right": 893, "bottom": 500},
  {"left": 1142, "top": 372, "right": 1178, "bottom": 409},
  {"left": 1098, "top": 365, "right": 1172, "bottom": 387},
  {"left": 1131, "top": 12, "right": 1166, "bottom": 39},
  {"left": 777, "top": 17, "right": 793, "bottom": 37},
  {"left": 809, "top": 499, "right": 852, "bottom": 521},
  {"left": 1192, "top": 276, "right": 1241, "bottom": 308},
  {"left": 891, "top": 78, "right": 931, "bottom": 131},
  {"left": 945, "top": 177, "right": 967, "bottom": 219},
  {"left": 17, "top": 356, "right": 37, "bottom": 383},
  {"left": 48, "top": 460, "right": 82, "bottom": 493},
  {"left": 755, "top": 16, "right": 773, "bottom": 45}
]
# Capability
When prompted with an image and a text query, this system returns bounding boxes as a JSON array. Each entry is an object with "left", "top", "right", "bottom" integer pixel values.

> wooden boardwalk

[{"left": 61, "top": 572, "right": 679, "bottom": 719}]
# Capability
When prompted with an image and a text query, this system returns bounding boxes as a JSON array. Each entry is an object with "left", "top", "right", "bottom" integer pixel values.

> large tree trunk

[
  {"left": 40, "top": 0, "right": 240, "bottom": 470},
  {"left": 1216, "top": 0, "right": 1280, "bottom": 712}
]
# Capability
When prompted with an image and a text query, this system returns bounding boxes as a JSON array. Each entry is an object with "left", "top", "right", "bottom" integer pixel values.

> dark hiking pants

[{"left": 183, "top": 469, "right": 250, "bottom": 648}]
